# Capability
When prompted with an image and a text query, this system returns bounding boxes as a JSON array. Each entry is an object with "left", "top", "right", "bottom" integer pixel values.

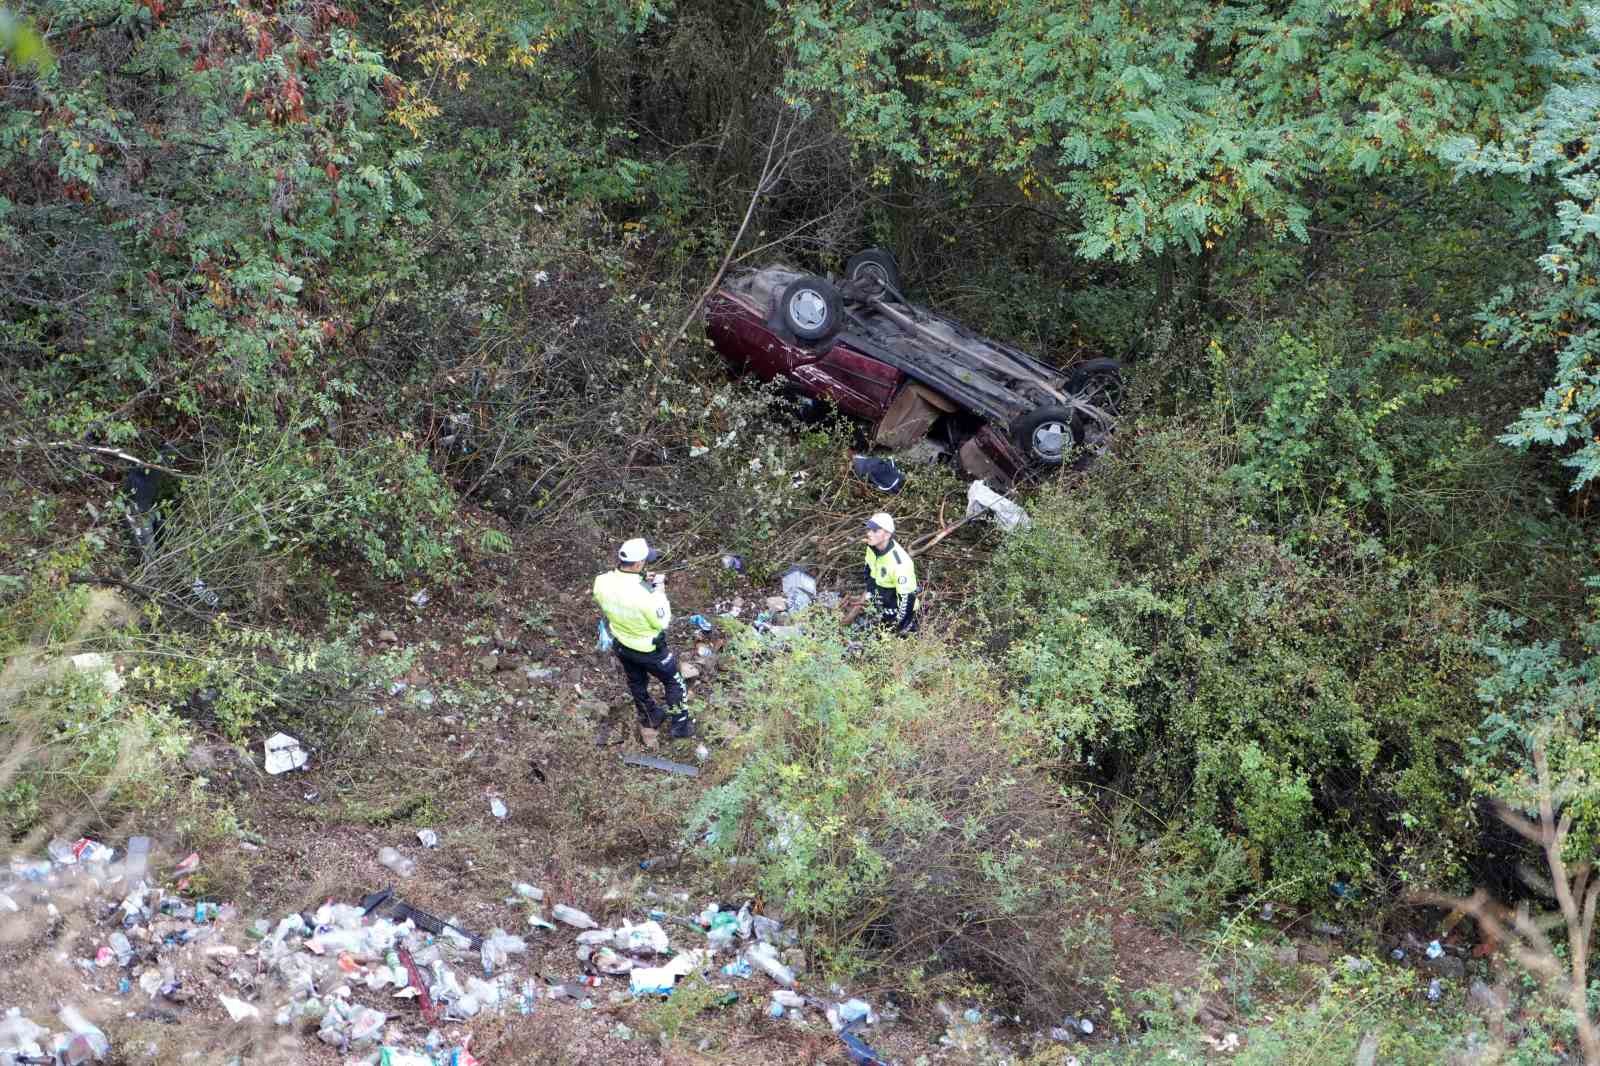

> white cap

[
  {"left": 864, "top": 512, "right": 895, "bottom": 535},
  {"left": 617, "top": 537, "right": 659, "bottom": 564}
]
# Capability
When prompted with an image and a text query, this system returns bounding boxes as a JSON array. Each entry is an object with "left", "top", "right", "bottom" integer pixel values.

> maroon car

[{"left": 704, "top": 250, "right": 1122, "bottom": 480}]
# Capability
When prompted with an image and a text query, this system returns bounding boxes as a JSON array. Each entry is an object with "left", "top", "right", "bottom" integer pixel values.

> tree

[
  {"left": 774, "top": 0, "right": 1583, "bottom": 263},
  {"left": 1446, "top": 17, "right": 1600, "bottom": 496}
]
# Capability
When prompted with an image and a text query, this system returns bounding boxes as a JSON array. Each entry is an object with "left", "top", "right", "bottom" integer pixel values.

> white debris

[
  {"left": 263, "top": 733, "right": 308, "bottom": 775},
  {"left": 966, "top": 479, "right": 1031, "bottom": 532}
]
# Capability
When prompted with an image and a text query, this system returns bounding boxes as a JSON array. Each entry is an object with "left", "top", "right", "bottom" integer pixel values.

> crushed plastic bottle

[
  {"left": 1425, "top": 940, "right": 1444, "bottom": 960},
  {"left": 744, "top": 942, "right": 795, "bottom": 986},
  {"left": 552, "top": 904, "right": 599, "bottom": 930},
  {"left": 378, "top": 847, "right": 417, "bottom": 878},
  {"left": 489, "top": 798, "right": 508, "bottom": 820},
  {"left": 480, "top": 931, "right": 527, "bottom": 975}
]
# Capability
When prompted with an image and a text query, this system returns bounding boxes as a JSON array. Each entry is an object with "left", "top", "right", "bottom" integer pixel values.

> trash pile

[{"left": 2, "top": 835, "right": 896, "bottom": 1066}]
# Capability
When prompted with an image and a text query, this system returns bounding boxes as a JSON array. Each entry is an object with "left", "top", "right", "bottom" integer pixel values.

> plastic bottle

[
  {"left": 378, "top": 847, "right": 416, "bottom": 878},
  {"left": 744, "top": 942, "right": 795, "bottom": 986},
  {"left": 552, "top": 904, "right": 598, "bottom": 930}
]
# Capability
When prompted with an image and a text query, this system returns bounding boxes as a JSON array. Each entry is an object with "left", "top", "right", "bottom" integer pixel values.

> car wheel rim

[
  {"left": 788, "top": 289, "right": 829, "bottom": 331},
  {"left": 1032, "top": 421, "right": 1067, "bottom": 460},
  {"left": 855, "top": 263, "right": 890, "bottom": 286}
]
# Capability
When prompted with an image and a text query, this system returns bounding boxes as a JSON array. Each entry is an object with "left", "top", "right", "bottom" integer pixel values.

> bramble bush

[
  {"left": 692, "top": 623, "right": 1106, "bottom": 1019},
  {"left": 984, "top": 424, "right": 1485, "bottom": 914}
]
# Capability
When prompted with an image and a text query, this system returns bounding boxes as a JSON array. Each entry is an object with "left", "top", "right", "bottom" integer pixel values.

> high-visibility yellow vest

[
  {"left": 864, "top": 541, "right": 917, "bottom": 594},
  {"left": 593, "top": 569, "right": 672, "bottom": 653}
]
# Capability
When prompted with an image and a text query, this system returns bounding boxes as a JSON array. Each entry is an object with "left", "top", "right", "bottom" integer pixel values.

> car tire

[
  {"left": 845, "top": 248, "right": 901, "bottom": 292},
  {"left": 778, "top": 275, "right": 843, "bottom": 343},
  {"left": 1064, "top": 357, "right": 1124, "bottom": 413},
  {"left": 1011, "top": 405, "right": 1080, "bottom": 466}
]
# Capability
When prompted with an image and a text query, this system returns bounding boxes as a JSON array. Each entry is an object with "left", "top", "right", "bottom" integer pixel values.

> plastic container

[
  {"left": 744, "top": 942, "right": 795, "bottom": 986},
  {"left": 378, "top": 847, "right": 416, "bottom": 878},
  {"left": 552, "top": 904, "right": 599, "bottom": 930}
]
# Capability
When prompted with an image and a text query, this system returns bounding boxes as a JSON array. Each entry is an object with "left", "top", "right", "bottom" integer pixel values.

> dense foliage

[{"left": 4, "top": 0, "right": 1600, "bottom": 1046}]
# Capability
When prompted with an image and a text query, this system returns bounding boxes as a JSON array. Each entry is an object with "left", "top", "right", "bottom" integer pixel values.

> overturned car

[{"left": 704, "top": 250, "right": 1123, "bottom": 480}]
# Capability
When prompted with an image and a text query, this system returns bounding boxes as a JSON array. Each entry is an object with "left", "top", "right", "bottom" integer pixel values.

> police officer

[
  {"left": 593, "top": 537, "right": 693, "bottom": 749},
  {"left": 859, "top": 512, "right": 918, "bottom": 633}
]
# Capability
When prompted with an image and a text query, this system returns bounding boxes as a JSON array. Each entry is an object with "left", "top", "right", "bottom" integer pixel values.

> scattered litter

[
  {"left": 745, "top": 941, "right": 795, "bottom": 986},
  {"left": 622, "top": 753, "right": 700, "bottom": 777},
  {"left": 218, "top": 994, "right": 260, "bottom": 1022},
  {"left": 417, "top": 829, "right": 439, "bottom": 849},
  {"left": 1427, "top": 978, "right": 1443, "bottom": 1002},
  {"left": 378, "top": 847, "right": 417, "bottom": 878},
  {"left": 409, "top": 589, "right": 431, "bottom": 607},
  {"left": 965, "top": 479, "right": 1030, "bottom": 532},
  {"left": 720, "top": 554, "right": 744, "bottom": 572},
  {"left": 595, "top": 620, "right": 614, "bottom": 652},
  {"left": 841, "top": 1029, "right": 894, "bottom": 1065},
  {"left": 263, "top": 733, "right": 308, "bottom": 775},
  {"left": 781, "top": 568, "right": 817, "bottom": 612},
  {"left": 1425, "top": 940, "right": 1444, "bottom": 960},
  {"left": 489, "top": 798, "right": 508, "bottom": 820},
  {"left": 173, "top": 852, "right": 201, "bottom": 876},
  {"left": 552, "top": 904, "right": 599, "bottom": 930},
  {"left": 512, "top": 882, "right": 544, "bottom": 902},
  {"left": 629, "top": 950, "right": 705, "bottom": 996},
  {"left": 688, "top": 614, "right": 715, "bottom": 632}
]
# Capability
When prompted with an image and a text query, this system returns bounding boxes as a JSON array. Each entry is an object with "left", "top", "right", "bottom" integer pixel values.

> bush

[
  {"left": 129, "top": 428, "right": 460, "bottom": 617},
  {"left": 692, "top": 624, "right": 1106, "bottom": 1020},
  {"left": 984, "top": 424, "right": 1485, "bottom": 912}
]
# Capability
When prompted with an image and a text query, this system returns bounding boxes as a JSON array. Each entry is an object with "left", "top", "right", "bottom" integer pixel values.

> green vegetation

[{"left": 4, "top": 0, "right": 1600, "bottom": 1057}]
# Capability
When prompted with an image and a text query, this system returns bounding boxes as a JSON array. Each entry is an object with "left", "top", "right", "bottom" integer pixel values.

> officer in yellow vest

[
  {"left": 860, "top": 512, "right": 918, "bottom": 633},
  {"left": 593, "top": 537, "right": 692, "bottom": 749}
]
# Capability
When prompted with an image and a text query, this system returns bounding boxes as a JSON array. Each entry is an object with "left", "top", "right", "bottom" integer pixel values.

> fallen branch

[
  {"left": 658, "top": 109, "right": 797, "bottom": 368},
  {"left": 10, "top": 439, "right": 187, "bottom": 477}
]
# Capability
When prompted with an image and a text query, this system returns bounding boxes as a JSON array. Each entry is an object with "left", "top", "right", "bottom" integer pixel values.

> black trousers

[
  {"left": 869, "top": 586, "right": 918, "bottom": 634},
  {"left": 614, "top": 638, "right": 689, "bottom": 732}
]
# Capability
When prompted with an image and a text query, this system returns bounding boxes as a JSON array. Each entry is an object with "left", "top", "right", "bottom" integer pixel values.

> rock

[
  {"left": 376, "top": 629, "right": 399, "bottom": 644},
  {"left": 1425, "top": 954, "right": 1466, "bottom": 981},
  {"left": 765, "top": 596, "right": 789, "bottom": 614},
  {"left": 1298, "top": 941, "right": 1330, "bottom": 965},
  {"left": 681, "top": 663, "right": 701, "bottom": 681},
  {"left": 475, "top": 655, "right": 500, "bottom": 675},
  {"left": 1273, "top": 944, "right": 1299, "bottom": 966}
]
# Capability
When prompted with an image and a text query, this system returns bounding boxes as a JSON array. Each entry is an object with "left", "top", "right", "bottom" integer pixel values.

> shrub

[
  {"left": 984, "top": 424, "right": 1485, "bottom": 912},
  {"left": 129, "top": 428, "right": 460, "bottom": 617},
  {"left": 692, "top": 624, "right": 1107, "bottom": 1020}
]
